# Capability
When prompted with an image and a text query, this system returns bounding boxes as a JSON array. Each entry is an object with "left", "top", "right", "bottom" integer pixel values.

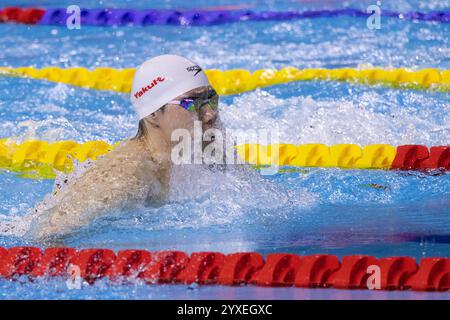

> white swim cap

[{"left": 131, "top": 55, "right": 210, "bottom": 119}]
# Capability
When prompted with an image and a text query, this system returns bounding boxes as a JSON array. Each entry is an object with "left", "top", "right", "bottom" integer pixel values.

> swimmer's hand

[{"left": 29, "top": 206, "right": 78, "bottom": 242}]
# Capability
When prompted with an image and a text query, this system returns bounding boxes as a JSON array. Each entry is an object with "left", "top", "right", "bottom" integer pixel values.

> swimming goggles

[{"left": 167, "top": 89, "right": 219, "bottom": 111}]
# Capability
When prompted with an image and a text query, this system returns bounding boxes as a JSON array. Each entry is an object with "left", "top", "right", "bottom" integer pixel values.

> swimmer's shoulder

[
  {"left": 90, "top": 138, "right": 159, "bottom": 179},
  {"left": 94, "top": 138, "right": 147, "bottom": 165}
]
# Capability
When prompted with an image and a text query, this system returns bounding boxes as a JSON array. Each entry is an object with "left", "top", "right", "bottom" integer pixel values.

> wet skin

[{"left": 29, "top": 86, "right": 220, "bottom": 243}]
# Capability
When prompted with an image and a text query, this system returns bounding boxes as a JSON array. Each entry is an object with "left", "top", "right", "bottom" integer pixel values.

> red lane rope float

[
  {"left": 392, "top": 145, "right": 450, "bottom": 171},
  {"left": 0, "top": 7, "right": 45, "bottom": 24},
  {"left": 0, "top": 247, "right": 449, "bottom": 291}
]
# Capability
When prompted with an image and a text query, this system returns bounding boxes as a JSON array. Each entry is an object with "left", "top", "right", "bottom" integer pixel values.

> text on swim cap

[
  {"left": 134, "top": 76, "right": 165, "bottom": 99},
  {"left": 186, "top": 65, "right": 202, "bottom": 76}
]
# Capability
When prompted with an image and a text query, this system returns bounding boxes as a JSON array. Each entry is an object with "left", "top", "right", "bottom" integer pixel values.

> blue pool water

[{"left": 0, "top": 0, "right": 449, "bottom": 299}]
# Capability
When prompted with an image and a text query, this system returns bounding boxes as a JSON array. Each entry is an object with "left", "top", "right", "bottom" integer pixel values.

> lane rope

[
  {"left": 1, "top": 7, "right": 449, "bottom": 26},
  {"left": 0, "top": 246, "right": 448, "bottom": 291},
  {"left": 1, "top": 66, "right": 449, "bottom": 95},
  {"left": 0, "top": 139, "right": 448, "bottom": 179}
]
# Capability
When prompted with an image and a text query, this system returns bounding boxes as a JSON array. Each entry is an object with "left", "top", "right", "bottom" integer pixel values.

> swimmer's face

[
  {"left": 150, "top": 86, "right": 220, "bottom": 142},
  {"left": 195, "top": 87, "right": 219, "bottom": 132},
  {"left": 154, "top": 103, "right": 198, "bottom": 141}
]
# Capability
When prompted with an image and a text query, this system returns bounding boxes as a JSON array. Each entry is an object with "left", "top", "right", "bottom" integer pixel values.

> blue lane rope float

[{"left": 1, "top": 7, "right": 449, "bottom": 26}]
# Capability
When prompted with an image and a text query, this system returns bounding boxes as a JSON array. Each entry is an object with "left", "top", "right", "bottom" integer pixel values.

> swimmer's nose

[{"left": 201, "top": 107, "right": 217, "bottom": 126}]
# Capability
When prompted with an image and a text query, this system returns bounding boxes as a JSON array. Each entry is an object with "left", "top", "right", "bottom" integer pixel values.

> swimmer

[{"left": 28, "top": 55, "right": 220, "bottom": 242}]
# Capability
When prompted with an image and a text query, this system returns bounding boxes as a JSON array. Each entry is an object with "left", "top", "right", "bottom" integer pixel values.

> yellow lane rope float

[
  {"left": 1, "top": 138, "right": 448, "bottom": 179},
  {"left": 0, "top": 138, "right": 115, "bottom": 178},
  {"left": 236, "top": 143, "right": 396, "bottom": 169},
  {"left": 1, "top": 66, "right": 449, "bottom": 95}
]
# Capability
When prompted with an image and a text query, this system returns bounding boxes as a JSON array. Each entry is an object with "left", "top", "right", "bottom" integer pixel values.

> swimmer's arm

[{"left": 33, "top": 150, "right": 150, "bottom": 239}]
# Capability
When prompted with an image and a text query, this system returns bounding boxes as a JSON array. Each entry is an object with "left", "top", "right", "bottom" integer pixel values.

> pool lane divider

[
  {"left": 1, "top": 7, "right": 449, "bottom": 26},
  {"left": 0, "top": 139, "right": 448, "bottom": 179},
  {"left": 1, "top": 66, "right": 449, "bottom": 95},
  {"left": 0, "top": 247, "right": 448, "bottom": 291}
]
